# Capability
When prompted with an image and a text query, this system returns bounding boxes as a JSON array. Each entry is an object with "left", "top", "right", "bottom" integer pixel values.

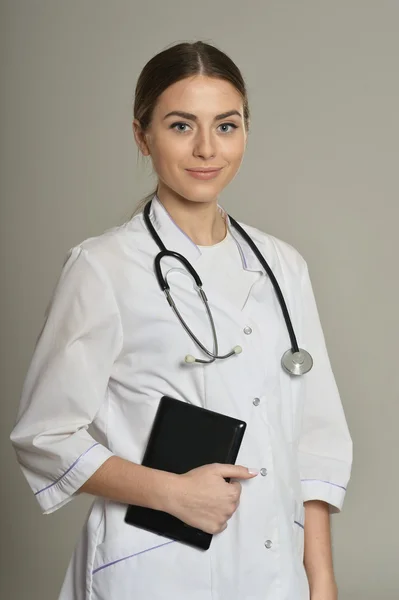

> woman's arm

[
  {"left": 80, "top": 457, "right": 258, "bottom": 534},
  {"left": 79, "top": 456, "right": 177, "bottom": 511},
  {"left": 304, "top": 500, "right": 338, "bottom": 600},
  {"left": 297, "top": 260, "right": 352, "bottom": 512},
  {"left": 10, "top": 246, "right": 122, "bottom": 514}
]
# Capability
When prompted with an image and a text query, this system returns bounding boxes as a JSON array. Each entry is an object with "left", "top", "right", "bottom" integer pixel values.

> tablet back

[{"left": 125, "top": 395, "right": 246, "bottom": 550}]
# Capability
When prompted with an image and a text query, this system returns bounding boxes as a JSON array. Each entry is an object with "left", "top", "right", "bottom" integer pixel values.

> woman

[{"left": 10, "top": 41, "right": 352, "bottom": 600}]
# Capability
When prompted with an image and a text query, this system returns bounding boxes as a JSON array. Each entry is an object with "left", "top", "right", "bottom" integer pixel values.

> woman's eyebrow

[{"left": 163, "top": 110, "right": 242, "bottom": 121}]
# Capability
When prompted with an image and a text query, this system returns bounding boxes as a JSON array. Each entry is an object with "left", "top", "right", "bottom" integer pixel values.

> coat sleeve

[
  {"left": 298, "top": 261, "right": 353, "bottom": 513},
  {"left": 10, "top": 246, "right": 122, "bottom": 514}
]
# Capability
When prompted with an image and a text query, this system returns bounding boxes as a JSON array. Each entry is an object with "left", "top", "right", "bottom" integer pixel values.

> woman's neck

[{"left": 157, "top": 192, "right": 227, "bottom": 247}]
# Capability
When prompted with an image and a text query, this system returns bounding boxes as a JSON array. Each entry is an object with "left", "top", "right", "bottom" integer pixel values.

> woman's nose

[{"left": 193, "top": 130, "right": 216, "bottom": 160}]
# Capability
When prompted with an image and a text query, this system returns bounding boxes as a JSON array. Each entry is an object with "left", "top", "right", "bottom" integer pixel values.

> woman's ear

[{"left": 132, "top": 119, "right": 151, "bottom": 156}]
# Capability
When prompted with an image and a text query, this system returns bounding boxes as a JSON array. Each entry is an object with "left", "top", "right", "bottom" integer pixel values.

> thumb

[{"left": 215, "top": 464, "right": 259, "bottom": 480}]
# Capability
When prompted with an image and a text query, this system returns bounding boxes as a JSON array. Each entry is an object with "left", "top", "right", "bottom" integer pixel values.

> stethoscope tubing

[{"left": 144, "top": 200, "right": 299, "bottom": 354}]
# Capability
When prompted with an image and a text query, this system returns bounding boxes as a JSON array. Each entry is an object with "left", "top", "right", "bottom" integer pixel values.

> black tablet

[{"left": 125, "top": 395, "right": 246, "bottom": 550}]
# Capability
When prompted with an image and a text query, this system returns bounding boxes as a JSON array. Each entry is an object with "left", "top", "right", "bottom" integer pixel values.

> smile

[{"left": 185, "top": 168, "right": 223, "bottom": 180}]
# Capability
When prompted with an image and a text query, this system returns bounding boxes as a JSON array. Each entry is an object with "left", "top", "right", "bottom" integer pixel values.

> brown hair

[{"left": 133, "top": 40, "right": 250, "bottom": 213}]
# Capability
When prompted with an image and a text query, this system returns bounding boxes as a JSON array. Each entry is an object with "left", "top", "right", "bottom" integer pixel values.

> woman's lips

[{"left": 185, "top": 168, "right": 223, "bottom": 180}]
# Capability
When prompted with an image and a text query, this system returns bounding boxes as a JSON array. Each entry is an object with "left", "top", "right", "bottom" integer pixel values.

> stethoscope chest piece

[{"left": 281, "top": 349, "right": 313, "bottom": 376}]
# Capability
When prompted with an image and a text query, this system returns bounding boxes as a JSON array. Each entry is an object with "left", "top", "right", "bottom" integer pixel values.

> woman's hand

[{"left": 165, "top": 463, "right": 259, "bottom": 534}]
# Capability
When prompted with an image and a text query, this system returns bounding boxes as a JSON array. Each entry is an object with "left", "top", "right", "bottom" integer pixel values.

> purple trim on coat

[
  {"left": 294, "top": 520, "right": 304, "bottom": 530},
  {"left": 92, "top": 540, "right": 176, "bottom": 575},
  {"left": 301, "top": 478, "right": 347, "bottom": 491},
  {"left": 34, "top": 442, "right": 100, "bottom": 495}
]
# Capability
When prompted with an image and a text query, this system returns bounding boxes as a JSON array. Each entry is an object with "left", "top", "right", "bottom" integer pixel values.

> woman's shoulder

[
  {"left": 63, "top": 213, "right": 145, "bottom": 268},
  {"left": 80, "top": 212, "right": 143, "bottom": 250}
]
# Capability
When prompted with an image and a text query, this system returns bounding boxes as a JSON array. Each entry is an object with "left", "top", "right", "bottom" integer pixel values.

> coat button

[
  {"left": 264, "top": 540, "right": 273, "bottom": 549},
  {"left": 253, "top": 397, "right": 260, "bottom": 406},
  {"left": 260, "top": 468, "right": 268, "bottom": 477},
  {"left": 243, "top": 326, "right": 252, "bottom": 335}
]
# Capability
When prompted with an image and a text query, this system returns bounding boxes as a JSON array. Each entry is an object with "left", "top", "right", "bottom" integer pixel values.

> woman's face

[{"left": 133, "top": 75, "right": 248, "bottom": 205}]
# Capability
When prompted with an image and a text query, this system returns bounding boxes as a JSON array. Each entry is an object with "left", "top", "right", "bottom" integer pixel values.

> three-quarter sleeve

[
  {"left": 10, "top": 246, "right": 123, "bottom": 514},
  {"left": 298, "top": 262, "right": 353, "bottom": 513}
]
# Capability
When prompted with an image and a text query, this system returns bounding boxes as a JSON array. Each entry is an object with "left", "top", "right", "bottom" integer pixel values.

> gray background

[{"left": 1, "top": 1, "right": 398, "bottom": 598}]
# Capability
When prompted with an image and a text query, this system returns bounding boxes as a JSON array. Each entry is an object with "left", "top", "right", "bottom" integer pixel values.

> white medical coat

[{"left": 10, "top": 196, "right": 352, "bottom": 600}]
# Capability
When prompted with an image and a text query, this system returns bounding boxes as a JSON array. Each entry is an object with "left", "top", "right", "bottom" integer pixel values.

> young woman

[{"left": 10, "top": 41, "right": 352, "bottom": 600}]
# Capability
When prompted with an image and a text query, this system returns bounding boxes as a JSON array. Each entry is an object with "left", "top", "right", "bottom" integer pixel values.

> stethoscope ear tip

[
  {"left": 185, "top": 354, "right": 196, "bottom": 364},
  {"left": 233, "top": 345, "right": 243, "bottom": 355}
]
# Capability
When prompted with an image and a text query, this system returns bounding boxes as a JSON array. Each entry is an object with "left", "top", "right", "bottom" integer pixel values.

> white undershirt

[{"left": 196, "top": 229, "right": 261, "bottom": 311}]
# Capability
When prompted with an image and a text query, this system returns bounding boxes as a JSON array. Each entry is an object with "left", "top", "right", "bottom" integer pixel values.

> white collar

[{"left": 142, "top": 194, "right": 264, "bottom": 273}]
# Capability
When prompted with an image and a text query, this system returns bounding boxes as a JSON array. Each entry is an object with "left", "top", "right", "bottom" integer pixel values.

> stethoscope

[{"left": 143, "top": 200, "right": 313, "bottom": 376}]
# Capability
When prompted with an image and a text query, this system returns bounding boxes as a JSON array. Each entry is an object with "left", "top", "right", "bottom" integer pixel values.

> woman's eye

[
  {"left": 218, "top": 123, "right": 238, "bottom": 133},
  {"left": 170, "top": 122, "right": 190, "bottom": 132}
]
